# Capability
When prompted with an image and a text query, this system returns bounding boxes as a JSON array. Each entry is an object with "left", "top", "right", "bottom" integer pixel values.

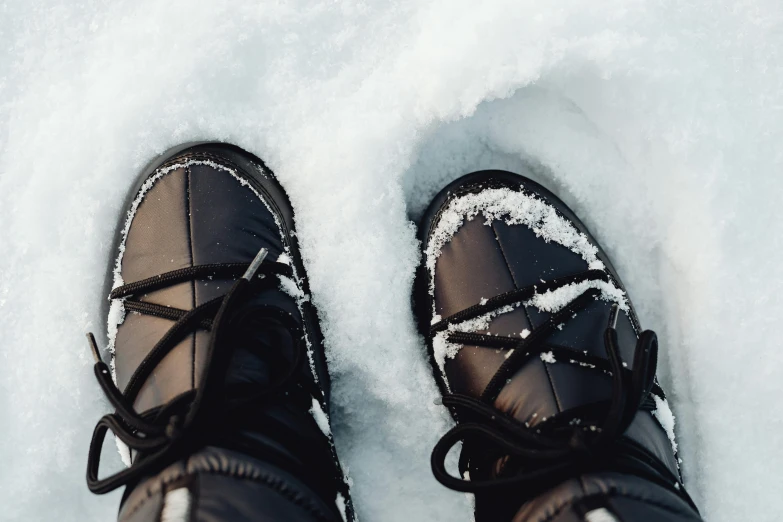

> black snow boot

[
  {"left": 416, "top": 170, "right": 703, "bottom": 522},
  {"left": 86, "top": 143, "right": 353, "bottom": 522}
]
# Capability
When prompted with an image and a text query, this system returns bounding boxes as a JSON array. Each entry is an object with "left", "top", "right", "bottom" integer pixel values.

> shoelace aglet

[
  {"left": 86, "top": 332, "right": 103, "bottom": 364},
  {"left": 608, "top": 303, "right": 620, "bottom": 330},
  {"left": 242, "top": 247, "right": 269, "bottom": 281}
]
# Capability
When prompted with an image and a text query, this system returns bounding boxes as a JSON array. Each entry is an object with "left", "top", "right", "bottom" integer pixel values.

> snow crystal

[
  {"left": 652, "top": 395, "right": 678, "bottom": 455},
  {"left": 336, "top": 492, "right": 349, "bottom": 522},
  {"left": 278, "top": 274, "right": 307, "bottom": 302},
  {"left": 540, "top": 351, "right": 557, "bottom": 364},
  {"left": 569, "top": 359, "right": 597, "bottom": 370},
  {"left": 432, "top": 304, "right": 518, "bottom": 384},
  {"left": 431, "top": 335, "right": 461, "bottom": 391},
  {"left": 310, "top": 397, "right": 332, "bottom": 437},
  {"left": 525, "top": 279, "right": 627, "bottom": 314}
]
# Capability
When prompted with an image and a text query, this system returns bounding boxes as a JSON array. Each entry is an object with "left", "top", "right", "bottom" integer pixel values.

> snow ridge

[{"left": 425, "top": 187, "right": 606, "bottom": 302}]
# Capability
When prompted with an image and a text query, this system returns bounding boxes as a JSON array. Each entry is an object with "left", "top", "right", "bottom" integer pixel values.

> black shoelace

[
  {"left": 86, "top": 248, "right": 321, "bottom": 494},
  {"left": 429, "top": 269, "right": 699, "bottom": 513}
]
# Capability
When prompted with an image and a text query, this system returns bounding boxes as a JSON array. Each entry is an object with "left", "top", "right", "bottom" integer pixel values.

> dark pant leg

[
  {"left": 118, "top": 447, "right": 343, "bottom": 522},
  {"left": 476, "top": 473, "right": 703, "bottom": 522}
]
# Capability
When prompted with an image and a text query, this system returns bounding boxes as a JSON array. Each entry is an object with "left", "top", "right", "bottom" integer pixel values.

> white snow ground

[{"left": 1, "top": 1, "right": 782, "bottom": 520}]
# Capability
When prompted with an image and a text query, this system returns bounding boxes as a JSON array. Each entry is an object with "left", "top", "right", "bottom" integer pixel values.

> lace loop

[
  {"left": 429, "top": 271, "right": 697, "bottom": 512},
  {"left": 86, "top": 249, "right": 309, "bottom": 494}
]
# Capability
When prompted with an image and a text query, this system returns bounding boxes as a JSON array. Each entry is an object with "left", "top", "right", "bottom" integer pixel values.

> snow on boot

[
  {"left": 86, "top": 143, "right": 353, "bottom": 522},
  {"left": 416, "top": 170, "right": 702, "bottom": 522}
]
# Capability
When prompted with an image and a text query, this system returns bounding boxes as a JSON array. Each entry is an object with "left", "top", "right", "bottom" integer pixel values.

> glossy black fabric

[
  {"left": 119, "top": 447, "right": 341, "bottom": 522},
  {"left": 106, "top": 144, "right": 345, "bottom": 521},
  {"left": 416, "top": 169, "right": 703, "bottom": 521},
  {"left": 111, "top": 144, "right": 330, "bottom": 410},
  {"left": 512, "top": 473, "right": 702, "bottom": 522}
]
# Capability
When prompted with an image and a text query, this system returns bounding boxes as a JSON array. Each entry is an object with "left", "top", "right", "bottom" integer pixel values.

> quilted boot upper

[
  {"left": 417, "top": 170, "right": 700, "bottom": 521},
  {"left": 86, "top": 143, "right": 352, "bottom": 521}
]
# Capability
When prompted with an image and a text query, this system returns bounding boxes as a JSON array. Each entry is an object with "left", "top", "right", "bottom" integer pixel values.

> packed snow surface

[{"left": 1, "top": 1, "right": 782, "bottom": 521}]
